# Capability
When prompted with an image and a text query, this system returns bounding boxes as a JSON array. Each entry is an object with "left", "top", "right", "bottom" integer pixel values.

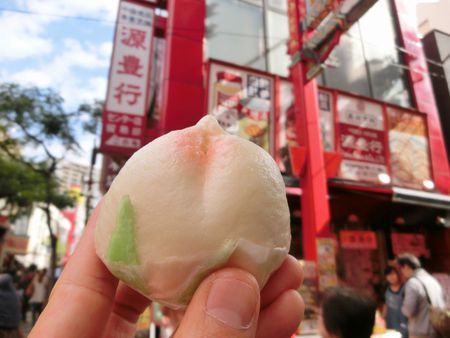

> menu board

[
  {"left": 388, "top": 108, "right": 432, "bottom": 189},
  {"left": 208, "top": 63, "right": 274, "bottom": 152},
  {"left": 337, "top": 95, "right": 388, "bottom": 183}
]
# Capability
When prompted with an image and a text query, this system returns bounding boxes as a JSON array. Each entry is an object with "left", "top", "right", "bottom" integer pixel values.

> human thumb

[{"left": 174, "top": 268, "right": 260, "bottom": 338}]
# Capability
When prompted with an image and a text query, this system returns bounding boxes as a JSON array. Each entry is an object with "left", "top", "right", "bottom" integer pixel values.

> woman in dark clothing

[
  {"left": 384, "top": 266, "right": 408, "bottom": 338},
  {"left": 0, "top": 274, "right": 23, "bottom": 338}
]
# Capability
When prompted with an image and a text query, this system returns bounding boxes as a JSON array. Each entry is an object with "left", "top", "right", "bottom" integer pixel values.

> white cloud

[
  {"left": 0, "top": 12, "right": 53, "bottom": 61},
  {"left": 22, "top": 0, "right": 120, "bottom": 22},
  {"left": 8, "top": 38, "right": 111, "bottom": 107}
]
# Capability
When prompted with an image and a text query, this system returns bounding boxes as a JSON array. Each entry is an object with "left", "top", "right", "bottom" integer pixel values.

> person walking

[
  {"left": 397, "top": 253, "right": 445, "bottom": 338},
  {"left": 318, "top": 286, "right": 377, "bottom": 338},
  {"left": 384, "top": 266, "right": 408, "bottom": 337},
  {"left": 28, "top": 270, "right": 47, "bottom": 325},
  {"left": 0, "top": 274, "right": 23, "bottom": 338}
]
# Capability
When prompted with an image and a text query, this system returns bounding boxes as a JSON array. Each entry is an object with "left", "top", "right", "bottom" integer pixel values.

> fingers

[
  {"left": 175, "top": 268, "right": 260, "bottom": 338},
  {"left": 102, "top": 283, "right": 151, "bottom": 338},
  {"left": 257, "top": 290, "right": 304, "bottom": 338},
  {"left": 261, "top": 255, "right": 303, "bottom": 309},
  {"left": 30, "top": 203, "right": 119, "bottom": 338}
]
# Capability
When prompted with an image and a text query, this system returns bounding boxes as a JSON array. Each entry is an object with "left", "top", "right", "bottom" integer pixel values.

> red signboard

[
  {"left": 304, "top": 0, "right": 340, "bottom": 31},
  {"left": 101, "top": 0, "right": 155, "bottom": 154},
  {"left": 100, "top": 155, "right": 129, "bottom": 194},
  {"left": 287, "top": 0, "right": 301, "bottom": 55},
  {"left": 4, "top": 235, "right": 29, "bottom": 255},
  {"left": 340, "top": 230, "right": 377, "bottom": 250},
  {"left": 337, "top": 95, "right": 388, "bottom": 184},
  {"left": 391, "top": 233, "right": 429, "bottom": 258}
]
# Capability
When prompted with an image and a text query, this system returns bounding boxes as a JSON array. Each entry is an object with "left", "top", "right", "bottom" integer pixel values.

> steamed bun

[{"left": 95, "top": 116, "right": 290, "bottom": 308}]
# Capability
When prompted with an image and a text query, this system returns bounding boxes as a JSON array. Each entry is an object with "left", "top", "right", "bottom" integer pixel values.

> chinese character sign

[
  {"left": 207, "top": 63, "right": 274, "bottom": 152},
  {"left": 102, "top": 0, "right": 154, "bottom": 154},
  {"left": 340, "top": 230, "right": 377, "bottom": 250},
  {"left": 337, "top": 95, "right": 388, "bottom": 183}
]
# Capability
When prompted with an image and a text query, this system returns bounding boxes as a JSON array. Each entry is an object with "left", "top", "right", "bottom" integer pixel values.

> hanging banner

[
  {"left": 101, "top": 0, "right": 155, "bottom": 154},
  {"left": 207, "top": 62, "right": 274, "bottom": 152},
  {"left": 388, "top": 108, "right": 432, "bottom": 190},
  {"left": 391, "top": 233, "right": 429, "bottom": 258},
  {"left": 337, "top": 95, "right": 388, "bottom": 183}
]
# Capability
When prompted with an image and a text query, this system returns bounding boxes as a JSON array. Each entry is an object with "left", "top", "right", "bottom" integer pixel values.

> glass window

[
  {"left": 266, "top": 10, "right": 290, "bottom": 77},
  {"left": 206, "top": 0, "right": 266, "bottom": 70},
  {"left": 322, "top": 25, "right": 372, "bottom": 97},
  {"left": 267, "top": 0, "right": 287, "bottom": 13},
  {"left": 359, "top": 0, "right": 412, "bottom": 107}
]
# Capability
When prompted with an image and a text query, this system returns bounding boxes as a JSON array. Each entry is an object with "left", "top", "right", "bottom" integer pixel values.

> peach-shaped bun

[{"left": 95, "top": 115, "right": 290, "bottom": 309}]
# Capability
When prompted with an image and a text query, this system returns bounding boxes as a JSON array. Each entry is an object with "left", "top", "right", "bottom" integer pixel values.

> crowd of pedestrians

[{"left": 0, "top": 252, "right": 447, "bottom": 338}]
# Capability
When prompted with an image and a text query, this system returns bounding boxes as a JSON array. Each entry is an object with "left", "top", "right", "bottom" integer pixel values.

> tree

[{"left": 0, "top": 83, "right": 80, "bottom": 286}]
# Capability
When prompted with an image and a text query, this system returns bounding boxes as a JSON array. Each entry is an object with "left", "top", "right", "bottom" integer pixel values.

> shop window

[
  {"left": 322, "top": 26, "right": 372, "bottom": 97},
  {"left": 206, "top": 0, "right": 266, "bottom": 70},
  {"left": 266, "top": 10, "right": 290, "bottom": 77},
  {"left": 322, "top": 0, "right": 413, "bottom": 108},
  {"left": 359, "top": 0, "right": 412, "bottom": 108}
]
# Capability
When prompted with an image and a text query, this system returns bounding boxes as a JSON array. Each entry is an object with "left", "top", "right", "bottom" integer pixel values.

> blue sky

[{"left": 0, "top": 0, "right": 121, "bottom": 164}]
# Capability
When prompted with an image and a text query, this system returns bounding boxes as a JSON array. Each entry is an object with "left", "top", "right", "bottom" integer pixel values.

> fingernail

[{"left": 206, "top": 277, "right": 257, "bottom": 330}]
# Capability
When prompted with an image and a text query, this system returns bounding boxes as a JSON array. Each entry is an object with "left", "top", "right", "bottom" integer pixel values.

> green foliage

[
  {"left": 0, "top": 156, "right": 75, "bottom": 218},
  {"left": 0, "top": 83, "right": 79, "bottom": 216},
  {"left": 78, "top": 99, "right": 103, "bottom": 135}
]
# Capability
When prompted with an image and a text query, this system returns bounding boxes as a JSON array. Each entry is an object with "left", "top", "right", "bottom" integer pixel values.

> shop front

[{"left": 99, "top": 0, "right": 450, "bottom": 336}]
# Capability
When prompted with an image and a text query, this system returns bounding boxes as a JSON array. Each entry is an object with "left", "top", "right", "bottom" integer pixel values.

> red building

[{"left": 100, "top": 0, "right": 450, "bottom": 313}]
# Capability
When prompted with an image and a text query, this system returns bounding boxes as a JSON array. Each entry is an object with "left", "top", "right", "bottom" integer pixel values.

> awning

[{"left": 392, "top": 187, "right": 450, "bottom": 210}]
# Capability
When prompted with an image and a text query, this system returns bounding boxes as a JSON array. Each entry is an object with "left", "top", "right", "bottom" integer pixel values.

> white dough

[{"left": 95, "top": 116, "right": 291, "bottom": 309}]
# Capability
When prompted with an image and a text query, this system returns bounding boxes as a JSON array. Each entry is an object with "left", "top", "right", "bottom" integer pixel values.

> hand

[{"left": 29, "top": 204, "right": 304, "bottom": 338}]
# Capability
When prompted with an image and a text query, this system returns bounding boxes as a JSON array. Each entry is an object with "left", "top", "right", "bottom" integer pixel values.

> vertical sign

[
  {"left": 318, "top": 90, "right": 334, "bottom": 152},
  {"left": 388, "top": 108, "right": 432, "bottom": 189},
  {"left": 277, "top": 83, "right": 334, "bottom": 176},
  {"left": 337, "top": 95, "right": 388, "bottom": 183},
  {"left": 207, "top": 63, "right": 274, "bottom": 153},
  {"left": 101, "top": 0, "right": 154, "bottom": 154},
  {"left": 287, "top": 0, "right": 301, "bottom": 55}
]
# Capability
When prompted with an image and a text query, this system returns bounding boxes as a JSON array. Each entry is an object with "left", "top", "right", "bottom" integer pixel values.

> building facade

[{"left": 100, "top": 0, "right": 450, "bottom": 327}]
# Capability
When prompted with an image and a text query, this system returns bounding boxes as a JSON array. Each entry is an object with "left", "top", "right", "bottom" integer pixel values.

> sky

[{"left": 0, "top": 0, "right": 121, "bottom": 166}]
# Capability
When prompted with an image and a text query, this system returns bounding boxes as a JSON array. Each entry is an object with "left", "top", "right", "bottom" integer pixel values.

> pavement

[{"left": 19, "top": 313, "right": 35, "bottom": 336}]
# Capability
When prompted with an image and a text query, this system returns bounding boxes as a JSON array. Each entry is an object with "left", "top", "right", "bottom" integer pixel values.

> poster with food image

[
  {"left": 387, "top": 108, "right": 431, "bottom": 189},
  {"left": 277, "top": 81, "right": 334, "bottom": 176},
  {"left": 318, "top": 90, "right": 334, "bottom": 152},
  {"left": 208, "top": 63, "right": 274, "bottom": 152},
  {"left": 297, "top": 260, "right": 319, "bottom": 335},
  {"left": 337, "top": 95, "right": 388, "bottom": 183},
  {"left": 277, "top": 81, "right": 297, "bottom": 175}
]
